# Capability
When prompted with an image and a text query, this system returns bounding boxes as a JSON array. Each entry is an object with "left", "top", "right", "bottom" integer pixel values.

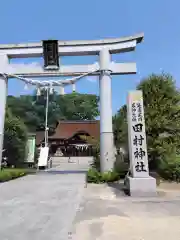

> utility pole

[{"left": 44, "top": 87, "right": 49, "bottom": 147}]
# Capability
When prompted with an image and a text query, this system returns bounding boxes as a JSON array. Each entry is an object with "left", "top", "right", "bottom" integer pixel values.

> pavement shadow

[{"left": 107, "top": 181, "right": 129, "bottom": 197}]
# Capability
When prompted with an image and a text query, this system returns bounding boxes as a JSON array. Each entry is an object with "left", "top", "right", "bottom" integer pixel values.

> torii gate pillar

[
  {"left": 99, "top": 49, "right": 115, "bottom": 172},
  {"left": 0, "top": 55, "right": 8, "bottom": 169}
]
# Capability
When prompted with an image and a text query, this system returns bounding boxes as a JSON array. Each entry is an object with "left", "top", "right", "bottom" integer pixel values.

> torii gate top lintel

[{"left": 0, "top": 33, "right": 144, "bottom": 58}]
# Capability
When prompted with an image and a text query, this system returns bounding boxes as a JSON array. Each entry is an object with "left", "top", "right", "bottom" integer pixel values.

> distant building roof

[
  {"left": 35, "top": 120, "right": 100, "bottom": 145},
  {"left": 49, "top": 120, "right": 100, "bottom": 139}
]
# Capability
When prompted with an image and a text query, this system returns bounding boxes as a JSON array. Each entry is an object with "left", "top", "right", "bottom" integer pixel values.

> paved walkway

[
  {"left": 0, "top": 173, "right": 86, "bottom": 240},
  {"left": 1, "top": 173, "right": 180, "bottom": 240},
  {"left": 71, "top": 183, "right": 180, "bottom": 240}
]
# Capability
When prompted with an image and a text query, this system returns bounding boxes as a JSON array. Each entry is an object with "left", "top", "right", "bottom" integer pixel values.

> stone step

[
  {"left": 51, "top": 157, "right": 93, "bottom": 164},
  {"left": 49, "top": 157, "right": 93, "bottom": 172},
  {"left": 51, "top": 163, "right": 90, "bottom": 171}
]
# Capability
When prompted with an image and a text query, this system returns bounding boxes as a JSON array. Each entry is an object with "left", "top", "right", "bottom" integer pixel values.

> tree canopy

[
  {"left": 4, "top": 107, "right": 27, "bottom": 166},
  {"left": 7, "top": 91, "right": 100, "bottom": 132},
  {"left": 137, "top": 73, "right": 180, "bottom": 169},
  {"left": 113, "top": 105, "right": 127, "bottom": 150}
]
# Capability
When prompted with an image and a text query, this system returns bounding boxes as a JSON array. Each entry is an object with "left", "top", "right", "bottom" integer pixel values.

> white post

[
  {"left": 0, "top": 54, "right": 9, "bottom": 169},
  {"left": 44, "top": 87, "right": 49, "bottom": 147},
  {"left": 99, "top": 48, "right": 115, "bottom": 172}
]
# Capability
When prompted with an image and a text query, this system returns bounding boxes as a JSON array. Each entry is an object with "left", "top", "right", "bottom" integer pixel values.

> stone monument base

[{"left": 125, "top": 176, "right": 157, "bottom": 197}]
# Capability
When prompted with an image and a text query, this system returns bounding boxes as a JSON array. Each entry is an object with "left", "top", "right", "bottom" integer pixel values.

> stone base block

[{"left": 125, "top": 176, "right": 157, "bottom": 197}]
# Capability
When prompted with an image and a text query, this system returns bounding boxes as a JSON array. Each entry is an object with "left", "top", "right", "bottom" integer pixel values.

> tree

[
  {"left": 137, "top": 73, "right": 180, "bottom": 169},
  {"left": 7, "top": 95, "right": 41, "bottom": 131},
  {"left": 57, "top": 92, "right": 99, "bottom": 120},
  {"left": 7, "top": 91, "right": 100, "bottom": 132},
  {"left": 113, "top": 105, "right": 128, "bottom": 150},
  {"left": 3, "top": 108, "right": 28, "bottom": 166},
  {"left": 113, "top": 105, "right": 129, "bottom": 165}
]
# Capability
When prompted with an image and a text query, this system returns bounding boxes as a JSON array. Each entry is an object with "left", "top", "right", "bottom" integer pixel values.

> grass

[{"left": 0, "top": 168, "right": 33, "bottom": 183}]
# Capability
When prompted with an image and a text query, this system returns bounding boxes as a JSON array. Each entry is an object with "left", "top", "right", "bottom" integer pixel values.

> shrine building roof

[
  {"left": 49, "top": 120, "right": 100, "bottom": 139},
  {"left": 36, "top": 120, "right": 100, "bottom": 145}
]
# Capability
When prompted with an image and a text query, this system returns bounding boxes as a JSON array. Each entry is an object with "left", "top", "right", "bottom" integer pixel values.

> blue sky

[{"left": 1, "top": 0, "right": 180, "bottom": 114}]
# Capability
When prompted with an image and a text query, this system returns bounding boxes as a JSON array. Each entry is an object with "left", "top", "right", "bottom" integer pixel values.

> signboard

[
  {"left": 38, "top": 147, "right": 49, "bottom": 167},
  {"left": 42, "top": 40, "right": 59, "bottom": 69},
  {"left": 127, "top": 90, "right": 149, "bottom": 178},
  {"left": 25, "top": 136, "right": 36, "bottom": 163}
]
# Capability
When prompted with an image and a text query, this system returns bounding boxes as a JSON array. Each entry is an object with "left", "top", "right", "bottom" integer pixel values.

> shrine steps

[{"left": 50, "top": 156, "right": 93, "bottom": 172}]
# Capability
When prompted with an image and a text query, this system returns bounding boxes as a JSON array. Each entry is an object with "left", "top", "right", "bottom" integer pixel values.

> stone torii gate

[{"left": 0, "top": 33, "right": 144, "bottom": 172}]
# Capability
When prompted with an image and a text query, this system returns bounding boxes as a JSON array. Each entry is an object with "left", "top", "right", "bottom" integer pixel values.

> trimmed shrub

[
  {"left": 113, "top": 154, "right": 129, "bottom": 178},
  {"left": 0, "top": 169, "right": 29, "bottom": 182},
  {"left": 158, "top": 154, "right": 180, "bottom": 182},
  {"left": 87, "top": 168, "right": 101, "bottom": 183},
  {"left": 87, "top": 168, "right": 120, "bottom": 183},
  {"left": 91, "top": 155, "right": 100, "bottom": 171}
]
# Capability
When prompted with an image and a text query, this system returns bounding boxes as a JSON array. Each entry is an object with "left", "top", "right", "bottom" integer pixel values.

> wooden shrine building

[{"left": 36, "top": 120, "right": 100, "bottom": 157}]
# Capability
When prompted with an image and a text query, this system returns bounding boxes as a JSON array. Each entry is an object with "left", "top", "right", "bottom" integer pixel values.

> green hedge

[
  {"left": 0, "top": 168, "right": 29, "bottom": 182},
  {"left": 87, "top": 168, "right": 121, "bottom": 183},
  {"left": 158, "top": 155, "right": 180, "bottom": 182}
]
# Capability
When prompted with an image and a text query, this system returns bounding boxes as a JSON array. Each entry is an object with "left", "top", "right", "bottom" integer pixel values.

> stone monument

[{"left": 126, "top": 90, "right": 157, "bottom": 197}]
